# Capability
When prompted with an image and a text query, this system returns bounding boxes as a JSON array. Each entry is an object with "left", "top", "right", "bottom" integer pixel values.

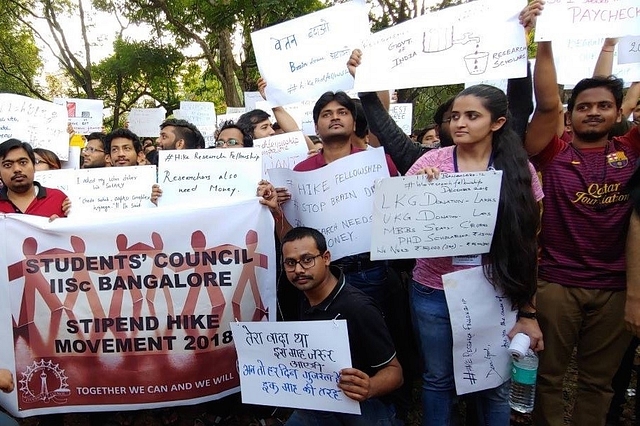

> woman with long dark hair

[
  {"left": 406, "top": 84, "right": 543, "bottom": 426},
  {"left": 33, "top": 148, "right": 62, "bottom": 171}
]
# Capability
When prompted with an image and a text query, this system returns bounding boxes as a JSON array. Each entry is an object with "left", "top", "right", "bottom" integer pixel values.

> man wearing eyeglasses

[
  {"left": 104, "top": 129, "right": 145, "bottom": 167},
  {"left": 280, "top": 226, "right": 403, "bottom": 425},
  {"left": 214, "top": 120, "right": 253, "bottom": 148},
  {"left": 82, "top": 132, "right": 107, "bottom": 169}
]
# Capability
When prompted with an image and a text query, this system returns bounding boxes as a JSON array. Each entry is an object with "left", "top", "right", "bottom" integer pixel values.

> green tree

[
  {"left": 93, "top": 37, "right": 185, "bottom": 130},
  {"left": 114, "top": 0, "right": 323, "bottom": 107},
  {"left": 5, "top": 0, "right": 98, "bottom": 98},
  {"left": 0, "top": 1, "right": 44, "bottom": 98}
]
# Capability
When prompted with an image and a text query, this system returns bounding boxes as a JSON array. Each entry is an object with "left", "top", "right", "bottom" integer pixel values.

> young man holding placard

[
  {"left": 157, "top": 118, "right": 205, "bottom": 150},
  {"left": 0, "top": 139, "right": 70, "bottom": 219},
  {"left": 261, "top": 91, "right": 398, "bottom": 306},
  {"left": 280, "top": 226, "right": 403, "bottom": 425},
  {"left": 104, "top": 128, "right": 146, "bottom": 167},
  {"left": 523, "top": 3, "right": 640, "bottom": 424}
]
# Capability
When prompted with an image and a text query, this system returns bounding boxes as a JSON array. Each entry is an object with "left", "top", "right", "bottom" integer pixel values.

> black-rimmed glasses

[{"left": 282, "top": 254, "right": 323, "bottom": 272}]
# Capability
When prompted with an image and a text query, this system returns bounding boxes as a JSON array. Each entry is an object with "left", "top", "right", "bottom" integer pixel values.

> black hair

[
  {"left": 312, "top": 91, "right": 356, "bottom": 124},
  {"left": 237, "top": 109, "right": 271, "bottom": 136},
  {"left": 104, "top": 128, "right": 143, "bottom": 154},
  {"left": 272, "top": 122, "right": 282, "bottom": 131},
  {"left": 215, "top": 120, "right": 254, "bottom": 147},
  {"left": 281, "top": 227, "right": 328, "bottom": 254},
  {"left": 456, "top": 84, "right": 540, "bottom": 310},
  {"left": 86, "top": 132, "right": 106, "bottom": 149},
  {"left": 0, "top": 139, "right": 36, "bottom": 164},
  {"left": 416, "top": 124, "right": 438, "bottom": 143},
  {"left": 146, "top": 149, "right": 159, "bottom": 166},
  {"left": 433, "top": 97, "right": 455, "bottom": 126},
  {"left": 160, "top": 118, "right": 205, "bottom": 149},
  {"left": 567, "top": 75, "right": 624, "bottom": 112}
]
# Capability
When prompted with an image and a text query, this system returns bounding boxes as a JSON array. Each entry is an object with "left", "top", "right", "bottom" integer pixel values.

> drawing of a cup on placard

[{"left": 464, "top": 51, "right": 489, "bottom": 75}]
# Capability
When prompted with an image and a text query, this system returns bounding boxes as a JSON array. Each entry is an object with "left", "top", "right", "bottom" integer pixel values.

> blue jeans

[
  {"left": 343, "top": 263, "right": 388, "bottom": 309},
  {"left": 285, "top": 398, "right": 401, "bottom": 425},
  {"left": 0, "top": 411, "right": 18, "bottom": 426},
  {"left": 410, "top": 281, "right": 510, "bottom": 426}
]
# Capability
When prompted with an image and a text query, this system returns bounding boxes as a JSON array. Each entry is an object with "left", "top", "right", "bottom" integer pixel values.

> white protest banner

[
  {"left": 464, "top": 79, "right": 508, "bottom": 94},
  {"left": 388, "top": 103, "right": 413, "bottom": 135},
  {"left": 128, "top": 107, "right": 166, "bottom": 137},
  {"left": 0, "top": 94, "right": 69, "bottom": 161},
  {"left": 227, "top": 107, "right": 246, "bottom": 114},
  {"left": 157, "top": 148, "right": 262, "bottom": 206},
  {"left": 253, "top": 100, "right": 315, "bottom": 135},
  {"left": 254, "top": 101, "right": 275, "bottom": 117},
  {"left": 199, "top": 125, "right": 217, "bottom": 148},
  {"left": 0, "top": 199, "right": 275, "bottom": 417},
  {"left": 278, "top": 99, "right": 317, "bottom": 136},
  {"left": 172, "top": 109, "right": 182, "bottom": 119},
  {"left": 53, "top": 98, "right": 104, "bottom": 135},
  {"left": 553, "top": 37, "right": 640, "bottom": 85},
  {"left": 216, "top": 113, "right": 244, "bottom": 128},
  {"left": 250, "top": 1, "right": 370, "bottom": 106},
  {"left": 245, "top": 92, "right": 264, "bottom": 111},
  {"left": 231, "top": 320, "right": 360, "bottom": 414},
  {"left": 370, "top": 171, "right": 502, "bottom": 260},
  {"left": 268, "top": 148, "right": 390, "bottom": 260},
  {"left": 179, "top": 101, "right": 217, "bottom": 128},
  {"left": 619, "top": 36, "right": 640, "bottom": 65},
  {"left": 442, "top": 266, "right": 517, "bottom": 395},
  {"left": 36, "top": 166, "right": 157, "bottom": 215},
  {"left": 355, "top": 0, "right": 527, "bottom": 92},
  {"left": 253, "top": 132, "right": 309, "bottom": 178},
  {"left": 535, "top": 0, "right": 640, "bottom": 42},
  {"left": 33, "top": 169, "right": 76, "bottom": 194}
]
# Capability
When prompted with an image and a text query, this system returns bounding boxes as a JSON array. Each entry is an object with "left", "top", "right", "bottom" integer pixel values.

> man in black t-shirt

[{"left": 280, "top": 227, "right": 403, "bottom": 425}]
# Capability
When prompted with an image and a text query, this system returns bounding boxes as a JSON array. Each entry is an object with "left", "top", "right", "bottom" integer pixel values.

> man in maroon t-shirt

[
  {"left": 0, "top": 139, "right": 69, "bottom": 218},
  {"left": 261, "top": 91, "right": 399, "bottom": 307},
  {"left": 525, "top": 38, "right": 639, "bottom": 425}
]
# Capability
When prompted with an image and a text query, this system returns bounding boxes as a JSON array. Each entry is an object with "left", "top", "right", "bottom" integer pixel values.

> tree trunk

[{"left": 217, "top": 29, "right": 242, "bottom": 107}]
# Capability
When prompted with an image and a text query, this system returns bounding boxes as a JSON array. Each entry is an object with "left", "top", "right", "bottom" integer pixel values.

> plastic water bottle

[{"left": 509, "top": 337, "right": 538, "bottom": 413}]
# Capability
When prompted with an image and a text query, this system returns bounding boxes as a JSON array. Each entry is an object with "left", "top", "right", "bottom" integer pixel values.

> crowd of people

[{"left": 1, "top": 1, "right": 640, "bottom": 425}]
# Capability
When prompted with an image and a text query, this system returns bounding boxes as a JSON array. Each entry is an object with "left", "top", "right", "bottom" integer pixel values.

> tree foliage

[
  {"left": 93, "top": 38, "right": 185, "bottom": 129},
  {"left": 0, "top": 1, "right": 44, "bottom": 98},
  {"left": 112, "top": 0, "right": 323, "bottom": 107},
  {"left": 2, "top": 0, "right": 521, "bottom": 136}
]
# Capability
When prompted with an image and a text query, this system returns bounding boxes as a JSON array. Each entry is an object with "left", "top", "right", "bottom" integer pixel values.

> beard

[
  {"left": 7, "top": 179, "right": 32, "bottom": 194},
  {"left": 572, "top": 128, "right": 609, "bottom": 143}
]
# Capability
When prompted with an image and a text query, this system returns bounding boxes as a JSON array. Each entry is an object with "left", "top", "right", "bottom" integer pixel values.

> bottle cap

[{"left": 508, "top": 333, "right": 530, "bottom": 360}]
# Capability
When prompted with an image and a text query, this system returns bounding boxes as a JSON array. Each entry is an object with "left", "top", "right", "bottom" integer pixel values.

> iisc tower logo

[{"left": 19, "top": 360, "right": 70, "bottom": 404}]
